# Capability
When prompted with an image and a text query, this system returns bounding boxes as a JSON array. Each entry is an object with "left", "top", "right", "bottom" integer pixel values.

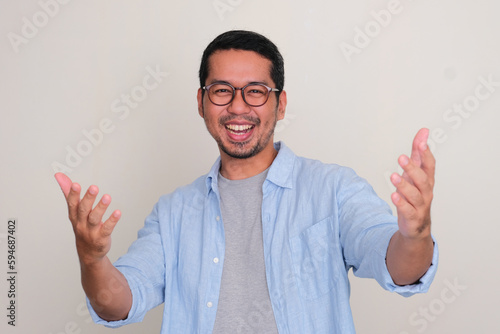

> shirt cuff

[
  {"left": 375, "top": 234, "right": 439, "bottom": 297},
  {"left": 85, "top": 268, "right": 144, "bottom": 328}
]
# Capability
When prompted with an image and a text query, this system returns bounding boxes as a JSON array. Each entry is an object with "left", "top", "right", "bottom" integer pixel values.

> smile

[{"left": 225, "top": 124, "right": 255, "bottom": 135}]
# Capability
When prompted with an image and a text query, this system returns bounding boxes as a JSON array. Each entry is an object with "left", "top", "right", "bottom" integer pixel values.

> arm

[
  {"left": 386, "top": 128, "right": 435, "bottom": 286},
  {"left": 55, "top": 173, "right": 132, "bottom": 321}
]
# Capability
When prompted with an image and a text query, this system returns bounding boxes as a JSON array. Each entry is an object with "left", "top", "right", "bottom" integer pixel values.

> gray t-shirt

[{"left": 212, "top": 169, "right": 279, "bottom": 334}]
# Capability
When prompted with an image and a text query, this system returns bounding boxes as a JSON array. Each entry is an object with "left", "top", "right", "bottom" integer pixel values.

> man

[{"left": 55, "top": 30, "right": 438, "bottom": 333}]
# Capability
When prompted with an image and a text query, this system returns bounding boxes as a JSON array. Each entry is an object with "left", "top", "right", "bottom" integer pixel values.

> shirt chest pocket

[{"left": 289, "top": 216, "right": 344, "bottom": 300}]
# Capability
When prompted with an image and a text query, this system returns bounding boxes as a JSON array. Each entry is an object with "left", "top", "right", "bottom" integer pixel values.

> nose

[{"left": 227, "top": 88, "right": 250, "bottom": 114}]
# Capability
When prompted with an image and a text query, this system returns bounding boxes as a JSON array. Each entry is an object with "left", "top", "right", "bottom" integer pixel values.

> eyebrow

[{"left": 208, "top": 79, "right": 270, "bottom": 86}]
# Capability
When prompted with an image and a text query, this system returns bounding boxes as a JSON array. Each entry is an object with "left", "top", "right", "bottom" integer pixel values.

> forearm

[
  {"left": 386, "top": 230, "right": 434, "bottom": 286},
  {"left": 80, "top": 256, "right": 132, "bottom": 322},
  {"left": 54, "top": 174, "right": 130, "bottom": 321}
]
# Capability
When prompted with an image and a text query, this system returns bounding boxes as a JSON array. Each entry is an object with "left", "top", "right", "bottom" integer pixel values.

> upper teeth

[{"left": 226, "top": 124, "right": 253, "bottom": 131}]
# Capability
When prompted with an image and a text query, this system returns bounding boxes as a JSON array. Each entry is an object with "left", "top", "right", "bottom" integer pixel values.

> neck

[{"left": 219, "top": 143, "right": 278, "bottom": 180}]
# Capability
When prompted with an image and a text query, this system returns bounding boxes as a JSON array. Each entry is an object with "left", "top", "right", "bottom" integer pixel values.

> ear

[
  {"left": 197, "top": 88, "right": 204, "bottom": 118},
  {"left": 277, "top": 90, "right": 287, "bottom": 121}
]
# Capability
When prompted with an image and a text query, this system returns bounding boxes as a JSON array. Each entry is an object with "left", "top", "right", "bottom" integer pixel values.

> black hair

[{"left": 199, "top": 30, "right": 284, "bottom": 97}]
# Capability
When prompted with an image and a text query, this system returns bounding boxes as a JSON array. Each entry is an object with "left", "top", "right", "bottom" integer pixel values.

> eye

[
  {"left": 246, "top": 86, "right": 267, "bottom": 96},
  {"left": 211, "top": 84, "right": 233, "bottom": 95}
]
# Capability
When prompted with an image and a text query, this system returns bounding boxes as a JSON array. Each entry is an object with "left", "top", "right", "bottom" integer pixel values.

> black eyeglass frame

[{"left": 202, "top": 82, "right": 280, "bottom": 107}]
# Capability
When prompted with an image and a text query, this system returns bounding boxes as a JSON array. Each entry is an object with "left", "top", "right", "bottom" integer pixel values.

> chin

[
  {"left": 221, "top": 146, "right": 259, "bottom": 159},
  {"left": 219, "top": 140, "right": 262, "bottom": 160}
]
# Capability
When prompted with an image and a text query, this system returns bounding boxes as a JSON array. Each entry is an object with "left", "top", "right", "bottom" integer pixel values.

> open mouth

[{"left": 225, "top": 124, "right": 255, "bottom": 135}]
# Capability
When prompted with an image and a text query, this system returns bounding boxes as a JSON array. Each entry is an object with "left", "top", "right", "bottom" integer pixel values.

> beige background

[{"left": 1, "top": 0, "right": 499, "bottom": 333}]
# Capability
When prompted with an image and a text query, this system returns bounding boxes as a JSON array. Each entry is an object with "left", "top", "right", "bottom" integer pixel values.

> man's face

[{"left": 197, "top": 49, "right": 286, "bottom": 160}]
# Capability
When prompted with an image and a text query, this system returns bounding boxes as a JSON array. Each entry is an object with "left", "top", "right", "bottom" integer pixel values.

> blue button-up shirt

[{"left": 88, "top": 142, "right": 438, "bottom": 333}]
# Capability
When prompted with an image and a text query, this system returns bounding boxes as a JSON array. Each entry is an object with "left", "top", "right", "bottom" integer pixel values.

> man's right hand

[
  {"left": 55, "top": 172, "right": 131, "bottom": 322},
  {"left": 55, "top": 173, "right": 121, "bottom": 265}
]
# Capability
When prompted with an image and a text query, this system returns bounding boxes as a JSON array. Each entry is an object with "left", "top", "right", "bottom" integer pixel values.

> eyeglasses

[{"left": 202, "top": 82, "right": 280, "bottom": 107}]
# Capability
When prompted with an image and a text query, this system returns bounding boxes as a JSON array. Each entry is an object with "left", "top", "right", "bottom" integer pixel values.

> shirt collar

[
  {"left": 266, "top": 141, "right": 295, "bottom": 189},
  {"left": 205, "top": 156, "right": 222, "bottom": 196},
  {"left": 204, "top": 141, "right": 296, "bottom": 195}
]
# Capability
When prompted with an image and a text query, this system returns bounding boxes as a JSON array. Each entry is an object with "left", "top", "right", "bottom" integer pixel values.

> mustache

[{"left": 218, "top": 115, "right": 261, "bottom": 126}]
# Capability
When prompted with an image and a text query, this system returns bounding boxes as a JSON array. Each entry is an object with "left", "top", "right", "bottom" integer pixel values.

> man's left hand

[{"left": 390, "top": 128, "right": 435, "bottom": 239}]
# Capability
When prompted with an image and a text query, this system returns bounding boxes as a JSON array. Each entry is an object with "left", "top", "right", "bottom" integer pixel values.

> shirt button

[
  {"left": 213, "top": 257, "right": 219, "bottom": 264},
  {"left": 216, "top": 216, "right": 220, "bottom": 221},
  {"left": 207, "top": 302, "right": 213, "bottom": 308}
]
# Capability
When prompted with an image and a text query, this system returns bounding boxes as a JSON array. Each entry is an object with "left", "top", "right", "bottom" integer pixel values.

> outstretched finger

[
  {"left": 88, "top": 194, "right": 112, "bottom": 228},
  {"left": 67, "top": 182, "right": 82, "bottom": 223},
  {"left": 55, "top": 173, "right": 73, "bottom": 198},
  {"left": 410, "top": 128, "right": 429, "bottom": 167},
  {"left": 101, "top": 210, "right": 121, "bottom": 237},
  {"left": 77, "top": 185, "right": 99, "bottom": 223},
  {"left": 398, "top": 154, "right": 433, "bottom": 195},
  {"left": 391, "top": 171, "right": 424, "bottom": 209},
  {"left": 420, "top": 146, "right": 436, "bottom": 187},
  {"left": 399, "top": 155, "right": 413, "bottom": 185}
]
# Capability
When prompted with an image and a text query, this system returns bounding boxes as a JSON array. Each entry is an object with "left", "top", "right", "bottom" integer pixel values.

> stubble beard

[{"left": 203, "top": 107, "right": 278, "bottom": 160}]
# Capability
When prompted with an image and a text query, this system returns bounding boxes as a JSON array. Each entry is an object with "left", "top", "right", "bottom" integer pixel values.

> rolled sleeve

[
  {"left": 338, "top": 167, "right": 439, "bottom": 297},
  {"left": 373, "top": 234, "right": 439, "bottom": 297},
  {"left": 85, "top": 268, "right": 144, "bottom": 327},
  {"left": 86, "top": 202, "right": 167, "bottom": 328}
]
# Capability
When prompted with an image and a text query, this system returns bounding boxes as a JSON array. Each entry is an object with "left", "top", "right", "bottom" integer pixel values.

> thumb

[{"left": 54, "top": 172, "right": 73, "bottom": 198}]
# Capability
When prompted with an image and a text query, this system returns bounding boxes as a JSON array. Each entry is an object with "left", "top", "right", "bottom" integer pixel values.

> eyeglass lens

[{"left": 207, "top": 84, "right": 270, "bottom": 106}]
